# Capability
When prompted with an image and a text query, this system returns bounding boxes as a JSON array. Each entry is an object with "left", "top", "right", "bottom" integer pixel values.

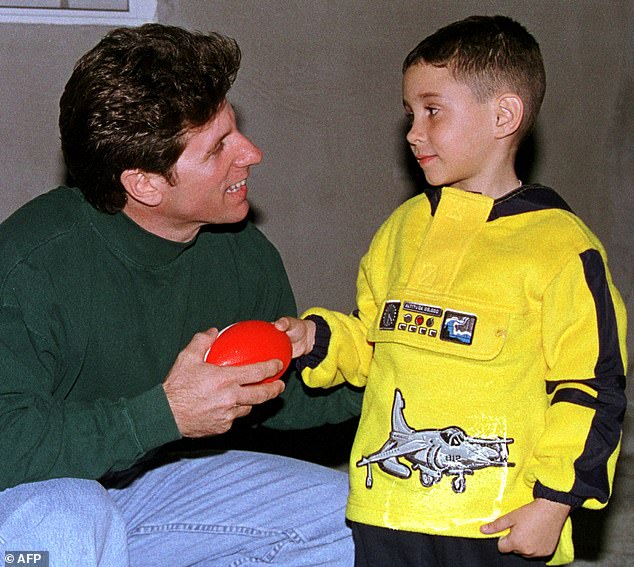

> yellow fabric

[{"left": 302, "top": 187, "right": 627, "bottom": 565}]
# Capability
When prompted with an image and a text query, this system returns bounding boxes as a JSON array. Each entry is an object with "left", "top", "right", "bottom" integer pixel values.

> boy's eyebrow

[
  {"left": 403, "top": 91, "right": 444, "bottom": 106},
  {"left": 415, "top": 90, "right": 443, "bottom": 99}
]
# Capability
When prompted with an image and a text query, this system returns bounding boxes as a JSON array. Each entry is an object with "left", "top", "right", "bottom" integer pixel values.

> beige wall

[{"left": 1, "top": 1, "right": 632, "bottom": 443}]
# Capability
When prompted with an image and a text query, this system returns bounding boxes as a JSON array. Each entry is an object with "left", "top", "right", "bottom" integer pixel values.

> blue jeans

[{"left": 0, "top": 451, "right": 353, "bottom": 566}]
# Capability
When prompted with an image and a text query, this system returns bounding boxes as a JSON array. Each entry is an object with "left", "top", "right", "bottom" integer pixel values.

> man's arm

[
  {"left": 0, "top": 303, "right": 179, "bottom": 489},
  {"left": 252, "top": 246, "right": 364, "bottom": 430},
  {"left": 0, "top": 306, "right": 285, "bottom": 490}
]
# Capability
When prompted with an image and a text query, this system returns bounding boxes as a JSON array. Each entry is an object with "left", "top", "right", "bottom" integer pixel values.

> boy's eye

[{"left": 426, "top": 107, "right": 439, "bottom": 116}]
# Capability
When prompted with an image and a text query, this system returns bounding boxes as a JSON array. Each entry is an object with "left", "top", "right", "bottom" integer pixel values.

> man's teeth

[{"left": 227, "top": 180, "right": 246, "bottom": 193}]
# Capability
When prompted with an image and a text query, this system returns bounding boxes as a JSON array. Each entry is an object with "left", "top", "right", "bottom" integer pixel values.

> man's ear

[
  {"left": 120, "top": 169, "right": 165, "bottom": 207},
  {"left": 494, "top": 93, "right": 524, "bottom": 139}
]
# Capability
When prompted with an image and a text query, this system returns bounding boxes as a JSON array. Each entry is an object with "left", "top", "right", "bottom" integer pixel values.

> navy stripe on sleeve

[
  {"left": 581, "top": 249, "right": 625, "bottom": 379},
  {"left": 546, "top": 249, "right": 626, "bottom": 504}
]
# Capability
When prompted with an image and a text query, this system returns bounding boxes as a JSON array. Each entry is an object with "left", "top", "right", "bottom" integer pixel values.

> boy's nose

[{"left": 406, "top": 119, "right": 425, "bottom": 146}]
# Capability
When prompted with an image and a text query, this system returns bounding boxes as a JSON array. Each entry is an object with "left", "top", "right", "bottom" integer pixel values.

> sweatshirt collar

[
  {"left": 426, "top": 184, "right": 572, "bottom": 220},
  {"left": 85, "top": 201, "right": 193, "bottom": 268}
]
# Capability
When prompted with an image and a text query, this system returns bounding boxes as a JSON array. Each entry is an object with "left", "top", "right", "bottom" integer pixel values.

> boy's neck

[{"left": 451, "top": 160, "right": 521, "bottom": 199}]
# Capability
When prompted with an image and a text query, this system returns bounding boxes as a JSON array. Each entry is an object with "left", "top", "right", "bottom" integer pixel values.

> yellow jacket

[{"left": 301, "top": 186, "right": 628, "bottom": 565}]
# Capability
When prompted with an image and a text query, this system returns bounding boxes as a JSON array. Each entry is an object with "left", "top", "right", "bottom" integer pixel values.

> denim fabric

[
  {"left": 0, "top": 451, "right": 353, "bottom": 567},
  {"left": 0, "top": 478, "right": 128, "bottom": 566}
]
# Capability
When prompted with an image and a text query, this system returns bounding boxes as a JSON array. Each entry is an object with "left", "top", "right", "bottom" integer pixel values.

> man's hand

[
  {"left": 274, "top": 316, "right": 316, "bottom": 358},
  {"left": 163, "top": 329, "right": 285, "bottom": 438},
  {"left": 480, "top": 498, "right": 571, "bottom": 558}
]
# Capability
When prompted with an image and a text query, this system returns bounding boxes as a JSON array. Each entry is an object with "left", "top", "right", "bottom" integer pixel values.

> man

[{"left": 0, "top": 24, "right": 360, "bottom": 566}]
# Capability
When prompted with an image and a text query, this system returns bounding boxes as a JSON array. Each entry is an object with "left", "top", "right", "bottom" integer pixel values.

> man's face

[
  {"left": 154, "top": 102, "right": 263, "bottom": 241},
  {"left": 402, "top": 63, "right": 497, "bottom": 193}
]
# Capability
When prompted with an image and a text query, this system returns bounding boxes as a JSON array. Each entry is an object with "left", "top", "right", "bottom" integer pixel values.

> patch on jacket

[
  {"left": 357, "top": 389, "right": 514, "bottom": 494},
  {"left": 379, "top": 300, "right": 477, "bottom": 345}
]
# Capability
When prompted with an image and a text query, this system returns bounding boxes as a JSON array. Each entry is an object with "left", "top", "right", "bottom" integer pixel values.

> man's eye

[
  {"left": 208, "top": 142, "right": 224, "bottom": 157},
  {"left": 427, "top": 107, "right": 439, "bottom": 116}
]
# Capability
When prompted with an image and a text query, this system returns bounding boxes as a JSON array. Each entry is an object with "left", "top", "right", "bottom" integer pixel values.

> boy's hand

[
  {"left": 480, "top": 498, "right": 571, "bottom": 558},
  {"left": 274, "top": 316, "right": 316, "bottom": 358}
]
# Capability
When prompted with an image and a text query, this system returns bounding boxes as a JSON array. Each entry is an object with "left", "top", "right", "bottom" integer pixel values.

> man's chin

[{"left": 215, "top": 202, "right": 251, "bottom": 225}]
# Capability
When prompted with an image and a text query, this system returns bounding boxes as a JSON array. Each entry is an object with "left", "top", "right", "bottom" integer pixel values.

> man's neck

[{"left": 122, "top": 200, "right": 200, "bottom": 243}]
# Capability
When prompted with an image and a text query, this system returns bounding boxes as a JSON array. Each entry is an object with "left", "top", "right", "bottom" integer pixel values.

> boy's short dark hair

[
  {"left": 59, "top": 24, "right": 241, "bottom": 213},
  {"left": 403, "top": 15, "right": 545, "bottom": 140}
]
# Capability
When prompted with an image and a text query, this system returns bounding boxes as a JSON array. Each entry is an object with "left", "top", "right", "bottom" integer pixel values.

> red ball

[{"left": 204, "top": 320, "right": 292, "bottom": 383}]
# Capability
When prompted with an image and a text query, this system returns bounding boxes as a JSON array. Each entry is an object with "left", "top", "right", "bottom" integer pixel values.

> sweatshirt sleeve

[
  {"left": 0, "top": 302, "right": 181, "bottom": 491},
  {"left": 530, "top": 248, "right": 627, "bottom": 509},
  {"left": 298, "top": 247, "right": 378, "bottom": 389}
]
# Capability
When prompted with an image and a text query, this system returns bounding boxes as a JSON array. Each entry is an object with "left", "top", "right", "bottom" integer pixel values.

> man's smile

[{"left": 226, "top": 179, "right": 247, "bottom": 193}]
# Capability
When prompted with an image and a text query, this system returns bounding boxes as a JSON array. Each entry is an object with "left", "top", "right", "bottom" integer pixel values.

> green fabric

[{"left": 0, "top": 186, "right": 361, "bottom": 490}]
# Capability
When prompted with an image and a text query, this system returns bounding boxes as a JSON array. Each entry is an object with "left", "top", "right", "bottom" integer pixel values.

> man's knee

[
  {"left": 1, "top": 478, "right": 125, "bottom": 536},
  {"left": 0, "top": 479, "right": 129, "bottom": 566}
]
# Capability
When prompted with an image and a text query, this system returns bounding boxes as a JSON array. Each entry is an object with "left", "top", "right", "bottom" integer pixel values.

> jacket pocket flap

[{"left": 367, "top": 293, "right": 510, "bottom": 361}]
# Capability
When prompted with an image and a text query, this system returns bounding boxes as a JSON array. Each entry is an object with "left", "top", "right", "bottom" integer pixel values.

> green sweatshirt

[{"left": 0, "top": 186, "right": 361, "bottom": 490}]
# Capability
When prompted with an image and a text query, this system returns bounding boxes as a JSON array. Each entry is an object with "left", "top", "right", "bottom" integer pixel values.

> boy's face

[{"left": 403, "top": 63, "right": 498, "bottom": 192}]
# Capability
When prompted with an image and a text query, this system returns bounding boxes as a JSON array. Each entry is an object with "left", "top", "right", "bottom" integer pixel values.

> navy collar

[{"left": 425, "top": 184, "right": 573, "bottom": 220}]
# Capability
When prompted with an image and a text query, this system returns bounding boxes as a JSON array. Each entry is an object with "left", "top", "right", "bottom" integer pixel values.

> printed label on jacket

[
  {"left": 379, "top": 300, "right": 476, "bottom": 344},
  {"left": 371, "top": 294, "right": 509, "bottom": 361},
  {"left": 440, "top": 310, "right": 477, "bottom": 345},
  {"left": 356, "top": 389, "right": 514, "bottom": 494}
]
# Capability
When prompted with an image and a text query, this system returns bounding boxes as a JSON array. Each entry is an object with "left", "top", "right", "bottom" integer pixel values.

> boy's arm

[
  {"left": 481, "top": 249, "right": 627, "bottom": 557},
  {"left": 282, "top": 250, "right": 379, "bottom": 390},
  {"left": 482, "top": 248, "right": 627, "bottom": 560},
  {"left": 531, "top": 249, "right": 627, "bottom": 509}
]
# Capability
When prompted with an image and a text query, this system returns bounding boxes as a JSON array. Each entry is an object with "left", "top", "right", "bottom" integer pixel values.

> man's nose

[{"left": 236, "top": 133, "right": 263, "bottom": 166}]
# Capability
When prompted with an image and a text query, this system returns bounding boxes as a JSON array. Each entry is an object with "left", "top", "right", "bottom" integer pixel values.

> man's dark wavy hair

[
  {"left": 59, "top": 24, "right": 241, "bottom": 213},
  {"left": 403, "top": 15, "right": 545, "bottom": 141}
]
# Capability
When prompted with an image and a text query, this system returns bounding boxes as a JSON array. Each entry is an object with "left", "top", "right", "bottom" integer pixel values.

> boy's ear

[
  {"left": 120, "top": 169, "right": 165, "bottom": 207},
  {"left": 494, "top": 93, "right": 524, "bottom": 139}
]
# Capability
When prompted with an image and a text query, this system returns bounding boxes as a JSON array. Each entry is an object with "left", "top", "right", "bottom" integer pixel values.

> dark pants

[{"left": 350, "top": 522, "right": 549, "bottom": 567}]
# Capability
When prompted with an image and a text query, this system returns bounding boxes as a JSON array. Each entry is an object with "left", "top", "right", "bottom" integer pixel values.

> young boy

[{"left": 276, "top": 15, "right": 628, "bottom": 566}]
